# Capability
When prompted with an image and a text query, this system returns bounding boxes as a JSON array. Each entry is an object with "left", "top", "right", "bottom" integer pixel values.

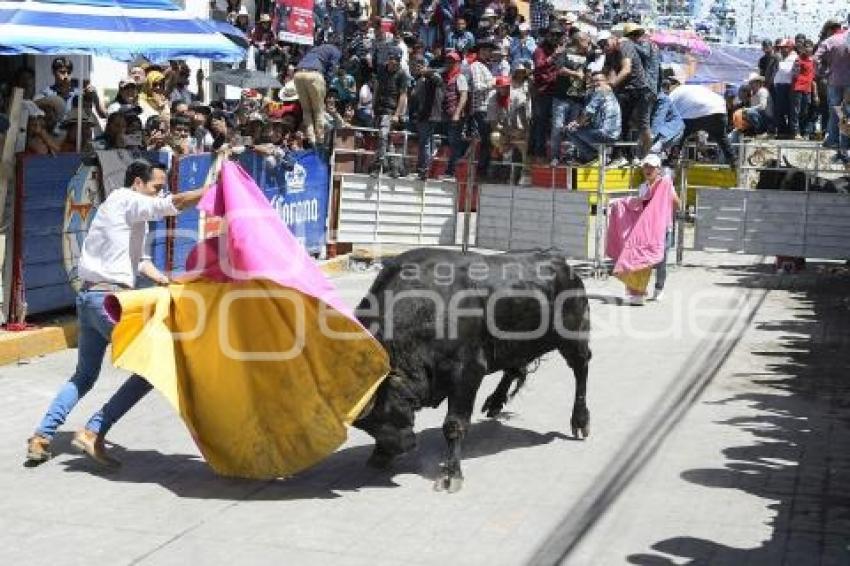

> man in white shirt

[
  {"left": 771, "top": 38, "right": 797, "bottom": 135},
  {"left": 667, "top": 78, "right": 738, "bottom": 166},
  {"left": 26, "top": 159, "right": 208, "bottom": 468}
]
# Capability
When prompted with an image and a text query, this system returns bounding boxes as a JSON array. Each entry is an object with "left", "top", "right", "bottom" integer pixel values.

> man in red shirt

[
  {"left": 530, "top": 25, "right": 564, "bottom": 159},
  {"left": 790, "top": 39, "right": 817, "bottom": 139}
]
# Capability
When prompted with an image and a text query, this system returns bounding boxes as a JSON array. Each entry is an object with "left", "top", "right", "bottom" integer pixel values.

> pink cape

[
  {"left": 185, "top": 160, "right": 355, "bottom": 322},
  {"left": 605, "top": 176, "right": 675, "bottom": 276}
]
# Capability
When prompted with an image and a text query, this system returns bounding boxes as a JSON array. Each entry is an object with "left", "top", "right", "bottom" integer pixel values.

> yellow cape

[{"left": 110, "top": 279, "right": 389, "bottom": 479}]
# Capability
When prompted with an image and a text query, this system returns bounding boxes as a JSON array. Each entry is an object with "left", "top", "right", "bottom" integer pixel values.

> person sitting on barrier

[
  {"left": 368, "top": 50, "right": 409, "bottom": 178},
  {"left": 649, "top": 81, "right": 685, "bottom": 159},
  {"left": 729, "top": 73, "right": 775, "bottom": 145},
  {"left": 24, "top": 158, "right": 211, "bottom": 468},
  {"left": 563, "top": 71, "right": 621, "bottom": 165},
  {"left": 486, "top": 74, "right": 530, "bottom": 184}
]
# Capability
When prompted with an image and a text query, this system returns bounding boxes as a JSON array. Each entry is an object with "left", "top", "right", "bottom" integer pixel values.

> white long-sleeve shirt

[{"left": 78, "top": 188, "right": 180, "bottom": 288}]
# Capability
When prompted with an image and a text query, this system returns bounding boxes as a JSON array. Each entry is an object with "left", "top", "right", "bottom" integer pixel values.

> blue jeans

[
  {"left": 826, "top": 86, "right": 846, "bottom": 146},
  {"left": 564, "top": 128, "right": 618, "bottom": 162},
  {"left": 35, "top": 291, "right": 152, "bottom": 439},
  {"left": 416, "top": 121, "right": 435, "bottom": 173},
  {"left": 551, "top": 97, "right": 582, "bottom": 161},
  {"left": 789, "top": 91, "right": 811, "bottom": 136},
  {"left": 654, "top": 228, "right": 674, "bottom": 291}
]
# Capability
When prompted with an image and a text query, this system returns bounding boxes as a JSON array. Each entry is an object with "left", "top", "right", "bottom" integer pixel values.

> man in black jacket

[{"left": 410, "top": 58, "right": 445, "bottom": 180}]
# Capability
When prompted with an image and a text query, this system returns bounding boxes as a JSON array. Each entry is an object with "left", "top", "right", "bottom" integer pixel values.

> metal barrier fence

[{"left": 328, "top": 128, "right": 850, "bottom": 271}]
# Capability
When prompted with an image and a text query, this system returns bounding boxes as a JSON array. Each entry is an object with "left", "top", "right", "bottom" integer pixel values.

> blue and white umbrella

[{"left": 0, "top": 0, "right": 246, "bottom": 62}]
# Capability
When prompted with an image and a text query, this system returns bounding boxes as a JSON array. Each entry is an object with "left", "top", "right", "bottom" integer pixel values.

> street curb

[
  {"left": 0, "top": 256, "right": 354, "bottom": 366},
  {"left": 0, "top": 319, "right": 78, "bottom": 366}
]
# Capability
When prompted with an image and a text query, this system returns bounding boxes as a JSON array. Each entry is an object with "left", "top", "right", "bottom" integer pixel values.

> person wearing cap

[
  {"left": 487, "top": 74, "right": 530, "bottom": 183},
  {"left": 510, "top": 22, "right": 536, "bottom": 68},
  {"left": 467, "top": 40, "right": 496, "bottom": 176},
  {"left": 476, "top": 7, "right": 499, "bottom": 40},
  {"left": 446, "top": 17, "right": 475, "bottom": 54},
  {"left": 369, "top": 51, "right": 409, "bottom": 177},
  {"left": 295, "top": 43, "right": 342, "bottom": 146},
  {"left": 250, "top": 14, "right": 277, "bottom": 72},
  {"left": 813, "top": 20, "right": 850, "bottom": 148},
  {"left": 442, "top": 51, "right": 469, "bottom": 179},
  {"left": 550, "top": 31, "right": 592, "bottom": 166},
  {"left": 563, "top": 70, "right": 621, "bottom": 164},
  {"left": 772, "top": 38, "right": 798, "bottom": 135},
  {"left": 530, "top": 25, "right": 564, "bottom": 159},
  {"left": 107, "top": 79, "right": 140, "bottom": 115},
  {"left": 24, "top": 158, "right": 213, "bottom": 468},
  {"left": 607, "top": 22, "right": 656, "bottom": 163},
  {"left": 632, "top": 153, "right": 680, "bottom": 304}
]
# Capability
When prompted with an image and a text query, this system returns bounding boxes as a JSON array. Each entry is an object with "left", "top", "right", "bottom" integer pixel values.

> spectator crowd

[{"left": 1, "top": 0, "right": 849, "bottom": 178}]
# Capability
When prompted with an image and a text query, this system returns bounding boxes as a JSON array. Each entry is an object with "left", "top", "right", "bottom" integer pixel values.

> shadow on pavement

[
  {"left": 627, "top": 263, "right": 850, "bottom": 565},
  {"left": 58, "top": 418, "right": 570, "bottom": 501}
]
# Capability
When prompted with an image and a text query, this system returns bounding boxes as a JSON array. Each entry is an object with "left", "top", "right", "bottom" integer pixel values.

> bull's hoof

[
  {"left": 571, "top": 425, "right": 590, "bottom": 439},
  {"left": 433, "top": 473, "right": 464, "bottom": 493},
  {"left": 481, "top": 394, "right": 506, "bottom": 418}
]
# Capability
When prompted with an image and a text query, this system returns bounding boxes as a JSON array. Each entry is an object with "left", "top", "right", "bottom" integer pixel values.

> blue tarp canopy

[
  {"left": 661, "top": 44, "right": 761, "bottom": 86},
  {"left": 0, "top": 0, "right": 246, "bottom": 62}
]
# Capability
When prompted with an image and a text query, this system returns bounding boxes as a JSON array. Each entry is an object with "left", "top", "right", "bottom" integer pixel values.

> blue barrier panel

[
  {"left": 19, "top": 154, "right": 91, "bottom": 315},
  {"left": 237, "top": 150, "right": 329, "bottom": 255}
]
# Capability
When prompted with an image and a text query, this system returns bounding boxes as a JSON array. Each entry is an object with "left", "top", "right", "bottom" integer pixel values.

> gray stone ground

[{"left": 0, "top": 251, "right": 848, "bottom": 565}]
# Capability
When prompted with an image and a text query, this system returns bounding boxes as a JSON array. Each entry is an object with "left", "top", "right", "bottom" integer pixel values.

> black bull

[{"left": 353, "top": 248, "right": 591, "bottom": 492}]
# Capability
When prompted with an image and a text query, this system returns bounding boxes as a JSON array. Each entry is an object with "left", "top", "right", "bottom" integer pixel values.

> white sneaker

[
  {"left": 609, "top": 157, "right": 628, "bottom": 168},
  {"left": 550, "top": 158, "right": 560, "bottom": 167},
  {"left": 631, "top": 157, "right": 642, "bottom": 166},
  {"left": 625, "top": 293, "right": 645, "bottom": 306},
  {"left": 650, "top": 289, "right": 665, "bottom": 302}
]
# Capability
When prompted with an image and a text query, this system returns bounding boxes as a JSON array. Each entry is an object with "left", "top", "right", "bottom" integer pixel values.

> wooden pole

[{"left": 0, "top": 87, "right": 24, "bottom": 324}]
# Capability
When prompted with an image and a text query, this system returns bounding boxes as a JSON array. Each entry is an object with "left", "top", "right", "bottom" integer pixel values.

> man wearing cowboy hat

[
  {"left": 250, "top": 14, "right": 277, "bottom": 72},
  {"left": 607, "top": 22, "right": 656, "bottom": 163},
  {"left": 730, "top": 73, "right": 774, "bottom": 144}
]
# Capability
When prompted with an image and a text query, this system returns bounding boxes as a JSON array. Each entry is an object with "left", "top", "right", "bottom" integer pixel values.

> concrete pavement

[{"left": 0, "top": 252, "right": 848, "bottom": 565}]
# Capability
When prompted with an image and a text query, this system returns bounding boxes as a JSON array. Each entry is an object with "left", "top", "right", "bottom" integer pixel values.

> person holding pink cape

[{"left": 605, "top": 154, "right": 680, "bottom": 305}]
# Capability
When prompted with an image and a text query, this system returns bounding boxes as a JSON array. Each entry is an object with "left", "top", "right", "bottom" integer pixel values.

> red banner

[{"left": 275, "top": 0, "right": 314, "bottom": 46}]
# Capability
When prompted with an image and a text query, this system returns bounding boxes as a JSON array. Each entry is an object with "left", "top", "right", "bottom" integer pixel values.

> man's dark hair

[
  {"left": 171, "top": 100, "right": 189, "bottom": 114},
  {"left": 761, "top": 39, "right": 773, "bottom": 49},
  {"left": 124, "top": 159, "right": 167, "bottom": 187},
  {"left": 51, "top": 57, "right": 74, "bottom": 72}
]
